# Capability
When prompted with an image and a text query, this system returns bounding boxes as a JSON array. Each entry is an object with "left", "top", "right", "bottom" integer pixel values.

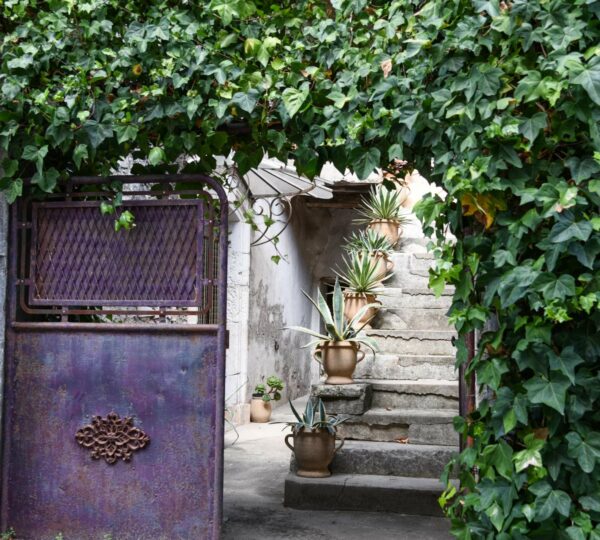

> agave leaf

[
  {"left": 305, "top": 399, "right": 314, "bottom": 427},
  {"left": 332, "top": 278, "right": 344, "bottom": 337},
  {"left": 316, "top": 288, "right": 336, "bottom": 333},
  {"left": 318, "top": 399, "right": 326, "bottom": 423},
  {"left": 285, "top": 325, "right": 330, "bottom": 341},
  {"left": 289, "top": 399, "right": 303, "bottom": 424}
]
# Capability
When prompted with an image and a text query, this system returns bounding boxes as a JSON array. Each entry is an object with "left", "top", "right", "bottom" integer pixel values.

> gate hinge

[{"left": 225, "top": 329, "right": 230, "bottom": 350}]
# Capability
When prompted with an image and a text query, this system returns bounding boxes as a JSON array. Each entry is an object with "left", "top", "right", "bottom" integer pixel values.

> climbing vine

[{"left": 2, "top": 0, "right": 600, "bottom": 537}]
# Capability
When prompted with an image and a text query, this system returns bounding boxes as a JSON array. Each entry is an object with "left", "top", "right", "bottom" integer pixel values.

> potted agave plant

[
  {"left": 355, "top": 185, "right": 410, "bottom": 246},
  {"left": 251, "top": 375, "right": 284, "bottom": 423},
  {"left": 287, "top": 278, "right": 378, "bottom": 384},
  {"left": 283, "top": 398, "right": 346, "bottom": 478},
  {"left": 335, "top": 252, "right": 386, "bottom": 329},
  {"left": 343, "top": 228, "right": 395, "bottom": 282}
]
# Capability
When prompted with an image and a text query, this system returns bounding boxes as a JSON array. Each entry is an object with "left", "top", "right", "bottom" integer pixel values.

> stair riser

[
  {"left": 330, "top": 445, "right": 456, "bottom": 478},
  {"left": 372, "top": 391, "right": 458, "bottom": 410},
  {"left": 355, "top": 356, "right": 457, "bottom": 380},
  {"left": 381, "top": 294, "right": 452, "bottom": 310},
  {"left": 284, "top": 476, "right": 445, "bottom": 517},
  {"left": 338, "top": 421, "right": 457, "bottom": 446},
  {"left": 369, "top": 335, "right": 455, "bottom": 356},
  {"left": 376, "top": 309, "right": 451, "bottom": 331}
]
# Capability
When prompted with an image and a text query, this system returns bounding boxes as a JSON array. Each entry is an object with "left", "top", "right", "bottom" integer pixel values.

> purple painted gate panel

[
  {"left": 2, "top": 175, "right": 228, "bottom": 539},
  {"left": 2, "top": 326, "right": 221, "bottom": 540}
]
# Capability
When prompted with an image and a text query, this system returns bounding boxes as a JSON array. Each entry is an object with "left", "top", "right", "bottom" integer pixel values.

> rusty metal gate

[{"left": 1, "top": 175, "right": 228, "bottom": 539}]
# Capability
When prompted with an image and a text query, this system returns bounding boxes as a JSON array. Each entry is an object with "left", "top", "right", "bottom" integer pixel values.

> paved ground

[{"left": 223, "top": 399, "right": 452, "bottom": 540}]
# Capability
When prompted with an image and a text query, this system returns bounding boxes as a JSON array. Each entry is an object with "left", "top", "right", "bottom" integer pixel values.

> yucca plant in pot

[
  {"left": 335, "top": 253, "right": 386, "bottom": 329},
  {"left": 355, "top": 185, "right": 410, "bottom": 246},
  {"left": 343, "top": 228, "right": 395, "bottom": 281},
  {"left": 287, "top": 278, "right": 378, "bottom": 384},
  {"left": 282, "top": 398, "right": 346, "bottom": 478}
]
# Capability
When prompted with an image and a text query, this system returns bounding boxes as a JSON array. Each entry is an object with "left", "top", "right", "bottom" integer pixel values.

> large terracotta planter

[
  {"left": 368, "top": 219, "right": 402, "bottom": 247},
  {"left": 369, "top": 252, "right": 394, "bottom": 282},
  {"left": 313, "top": 340, "right": 365, "bottom": 384},
  {"left": 285, "top": 429, "right": 344, "bottom": 478},
  {"left": 343, "top": 291, "right": 379, "bottom": 329},
  {"left": 250, "top": 396, "right": 272, "bottom": 423}
]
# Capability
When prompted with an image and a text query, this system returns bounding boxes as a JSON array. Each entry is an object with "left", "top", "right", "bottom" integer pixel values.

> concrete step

[
  {"left": 337, "top": 408, "right": 457, "bottom": 446},
  {"left": 388, "top": 252, "right": 434, "bottom": 288},
  {"left": 365, "top": 329, "right": 456, "bottom": 355},
  {"left": 362, "top": 379, "right": 458, "bottom": 410},
  {"left": 335, "top": 441, "right": 456, "bottom": 478},
  {"left": 380, "top": 288, "right": 453, "bottom": 310},
  {"left": 374, "top": 307, "right": 452, "bottom": 331},
  {"left": 290, "top": 441, "right": 456, "bottom": 478},
  {"left": 355, "top": 354, "right": 457, "bottom": 381},
  {"left": 284, "top": 473, "right": 447, "bottom": 516}
]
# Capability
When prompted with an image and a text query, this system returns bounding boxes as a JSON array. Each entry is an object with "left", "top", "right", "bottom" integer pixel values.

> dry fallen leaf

[
  {"left": 381, "top": 58, "right": 393, "bottom": 78},
  {"left": 395, "top": 437, "right": 409, "bottom": 444}
]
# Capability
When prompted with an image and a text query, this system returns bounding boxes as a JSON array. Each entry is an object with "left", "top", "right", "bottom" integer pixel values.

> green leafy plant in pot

[
  {"left": 355, "top": 185, "right": 411, "bottom": 247},
  {"left": 282, "top": 398, "right": 346, "bottom": 478},
  {"left": 343, "top": 228, "right": 395, "bottom": 282},
  {"left": 335, "top": 252, "right": 387, "bottom": 329},
  {"left": 250, "top": 375, "right": 284, "bottom": 423},
  {"left": 287, "top": 278, "right": 378, "bottom": 384}
]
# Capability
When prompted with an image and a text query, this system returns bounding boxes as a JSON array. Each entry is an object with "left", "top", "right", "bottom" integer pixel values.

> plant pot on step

[
  {"left": 369, "top": 252, "right": 394, "bottom": 282},
  {"left": 250, "top": 395, "right": 272, "bottom": 423},
  {"left": 313, "top": 340, "right": 365, "bottom": 384},
  {"left": 285, "top": 429, "right": 344, "bottom": 478},
  {"left": 343, "top": 292, "right": 380, "bottom": 329},
  {"left": 367, "top": 219, "right": 402, "bottom": 247}
]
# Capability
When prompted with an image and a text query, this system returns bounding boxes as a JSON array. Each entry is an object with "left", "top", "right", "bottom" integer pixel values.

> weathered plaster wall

[{"left": 246, "top": 196, "right": 359, "bottom": 408}]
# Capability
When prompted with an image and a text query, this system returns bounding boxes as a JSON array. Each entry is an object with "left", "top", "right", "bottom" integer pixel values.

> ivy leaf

[
  {"left": 5, "top": 178, "right": 22, "bottom": 203},
  {"left": 524, "top": 375, "right": 570, "bottom": 414},
  {"left": 115, "top": 125, "right": 139, "bottom": 144},
  {"left": 549, "top": 218, "right": 593, "bottom": 243},
  {"left": 533, "top": 273, "right": 576, "bottom": 301},
  {"left": 73, "top": 144, "right": 88, "bottom": 170},
  {"left": 485, "top": 501, "right": 504, "bottom": 532},
  {"left": 282, "top": 87, "right": 308, "bottom": 118},
  {"left": 549, "top": 347, "right": 584, "bottom": 385},
  {"left": 498, "top": 265, "right": 539, "bottom": 307},
  {"left": 519, "top": 112, "right": 547, "bottom": 142},
  {"left": 31, "top": 167, "right": 59, "bottom": 193},
  {"left": 573, "top": 58, "right": 600, "bottom": 105},
  {"left": 535, "top": 490, "right": 572, "bottom": 521},
  {"left": 148, "top": 147, "right": 166, "bottom": 166},
  {"left": 566, "top": 432, "right": 600, "bottom": 473},
  {"left": 232, "top": 91, "right": 259, "bottom": 114},
  {"left": 350, "top": 147, "right": 380, "bottom": 180}
]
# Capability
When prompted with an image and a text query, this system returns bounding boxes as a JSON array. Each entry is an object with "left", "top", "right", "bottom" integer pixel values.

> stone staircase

[{"left": 284, "top": 240, "right": 459, "bottom": 516}]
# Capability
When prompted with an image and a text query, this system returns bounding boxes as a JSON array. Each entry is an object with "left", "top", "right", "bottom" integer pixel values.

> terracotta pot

[
  {"left": 343, "top": 292, "right": 380, "bottom": 329},
  {"left": 367, "top": 219, "right": 402, "bottom": 247},
  {"left": 369, "top": 252, "right": 394, "bottom": 282},
  {"left": 285, "top": 429, "right": 344, "bottom": 478},
  {"left": 250, "top": 396, "right": 272, "bottom": 423},
  {"left": 313, "top": 340, "right": 365, "bottom": 384}
]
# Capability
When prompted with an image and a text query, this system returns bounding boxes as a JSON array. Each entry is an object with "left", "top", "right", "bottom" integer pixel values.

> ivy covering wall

[{"left": 1, "top": 0, "right": 600, "bottom": 537}]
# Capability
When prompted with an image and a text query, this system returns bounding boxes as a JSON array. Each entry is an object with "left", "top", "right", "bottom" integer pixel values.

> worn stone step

[
  {"left": 387, "top": 253, "right": 434, "bottom": 288},
  {"left": 335, "top": 441, "right": 456, "bottom": 478},
  {"left": 365, "top": 329, "right": 456, "bottom": 355},
  {"left": 374, "top": 307, "right": 452, "bottom": 331},
  {"left": 290, "top": 440, "right": 457, "bottom": 478},
  {"left": 337, "top": 408, "right": 457, "bottom": 446},
  {"left": 284, "top": 473, "right": 447, "bottom": 516},
  {"left": 380, "top": 288, "right": 453, "bottom": 310},
  {"left": 355, "top": 354, "right": 457, "bottom": 381},
  {"left": 362, "top": 379, "right": 458, "bottom": 410}
]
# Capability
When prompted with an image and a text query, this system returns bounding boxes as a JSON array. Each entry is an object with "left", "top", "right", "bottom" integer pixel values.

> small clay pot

[
  {"left": 250, "top": 396, "right": 272, "bottom": 423},
  {"left": 285, "top": 429, "right": 344, "bottom": 478},
  {"left": 343, "top": 292, "right": 380, "bottom": 329},
  {"left": 367, "top": 219, "right": 402, "bottom": 247},
  {"left": 313, "top": 340, "right": 365, "bottom": 384}
]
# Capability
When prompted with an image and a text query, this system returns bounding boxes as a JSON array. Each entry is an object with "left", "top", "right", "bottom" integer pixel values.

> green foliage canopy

[{"left": 2, "top": 0, "right": 600, "bottom": 537}]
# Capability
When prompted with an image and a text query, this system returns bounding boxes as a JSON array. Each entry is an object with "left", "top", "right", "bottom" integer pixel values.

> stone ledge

[{"left": 311, "top": 382, "right": 373, "bottom": 415}]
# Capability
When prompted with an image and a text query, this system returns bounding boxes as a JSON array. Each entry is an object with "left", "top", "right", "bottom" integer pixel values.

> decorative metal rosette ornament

[{"left": 76, "top": 412, "right": 150, "bottom": 465}]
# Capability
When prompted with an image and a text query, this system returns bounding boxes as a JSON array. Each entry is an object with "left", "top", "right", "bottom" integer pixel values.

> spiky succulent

[
  {"left": 335, "top": 252, "right": 389, "bottom": 294},
  {"left": 285, "top": 398, "right": 347, "bottom": 435},
  {"left": 343, "top": 228, "right": 394, "bottom": 257},
  {"left": 355, "top": 185, "right": 411, "bottom": 224}
]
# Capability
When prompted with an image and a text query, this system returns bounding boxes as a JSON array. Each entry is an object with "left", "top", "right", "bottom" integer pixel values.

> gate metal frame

[{"left": 1, "top": 174, "right": 228, "bottom": 539}]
